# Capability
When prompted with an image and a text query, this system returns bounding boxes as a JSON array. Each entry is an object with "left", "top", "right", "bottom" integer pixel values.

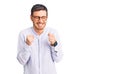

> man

[{"left": 17, "top": 4, "right": 63, "bottom": 74}]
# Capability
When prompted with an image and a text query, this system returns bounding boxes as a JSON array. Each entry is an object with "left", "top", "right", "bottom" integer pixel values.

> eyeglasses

[{"left": 32, "top": 16, "right": 47, "bottom": 20}]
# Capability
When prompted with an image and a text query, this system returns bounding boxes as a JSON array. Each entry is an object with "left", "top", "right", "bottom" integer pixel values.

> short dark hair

[{"left": 31, "top": 4, "right": 48, "bottom": 16}]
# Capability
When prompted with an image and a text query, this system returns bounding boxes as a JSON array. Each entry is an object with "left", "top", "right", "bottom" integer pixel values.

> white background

[{"left": 0, "top": 0, "right": 120, "bottom": 74}]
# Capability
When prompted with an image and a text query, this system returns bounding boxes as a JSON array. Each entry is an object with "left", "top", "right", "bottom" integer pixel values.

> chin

[{"left": 38, "top": 27, "right": 44, "bottom": 30}]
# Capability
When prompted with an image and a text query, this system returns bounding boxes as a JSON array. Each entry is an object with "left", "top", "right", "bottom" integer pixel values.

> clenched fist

[
  {"left": 48, "top": 33, "right": 56, "bottom": 46},
  {"left": 26, "top": 35, "right": 34, "bottom": 46}
]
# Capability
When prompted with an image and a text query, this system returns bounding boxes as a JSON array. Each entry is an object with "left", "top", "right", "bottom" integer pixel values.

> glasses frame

[{"left": 32, "top": 16, "right": 47, "bottom": 21}]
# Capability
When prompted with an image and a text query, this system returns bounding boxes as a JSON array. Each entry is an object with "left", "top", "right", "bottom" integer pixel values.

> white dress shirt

[{"left": 17, "top": 27, "right": 63, "bottom": 74}]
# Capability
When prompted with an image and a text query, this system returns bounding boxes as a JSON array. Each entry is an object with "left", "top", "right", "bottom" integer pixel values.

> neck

[{"left": 33, "top": 27, "right": 44, "bottom": 35}]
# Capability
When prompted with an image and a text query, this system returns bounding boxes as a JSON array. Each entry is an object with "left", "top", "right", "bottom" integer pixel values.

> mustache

[
  {"left": 37, "top": 21, "right": 46, "bottom": 24},
  {"left": 37, "top": 22, "right": 41, "bottom": 24}
]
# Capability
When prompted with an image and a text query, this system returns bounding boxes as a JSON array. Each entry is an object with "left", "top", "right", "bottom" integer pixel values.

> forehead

[{"left": 33, "top": 10, "right": 47, "bottom": 16}]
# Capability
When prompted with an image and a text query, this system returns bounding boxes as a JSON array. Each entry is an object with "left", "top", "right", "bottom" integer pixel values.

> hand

[
  {"left": 48, "top": 33, "right": 56, "bottom": 46},
  {"left": 26, "top": 35, "right": 34, "bottom": 46}
]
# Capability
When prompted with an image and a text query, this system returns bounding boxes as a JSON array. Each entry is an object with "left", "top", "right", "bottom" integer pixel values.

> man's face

[{"left": 31, "top": 10, "right": 47, "bottom": 31}]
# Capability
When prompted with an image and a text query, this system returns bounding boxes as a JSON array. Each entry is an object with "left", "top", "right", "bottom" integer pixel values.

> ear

[
  {"left": 46, "top": 16, "right": 48, "bottom": 19},
  {"left": 30, "top": 15, "right": 33, "bottom": 21}
]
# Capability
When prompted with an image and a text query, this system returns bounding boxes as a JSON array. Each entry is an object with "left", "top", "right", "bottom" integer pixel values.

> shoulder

[
  {"left": 19, "top": 27, "right": 32, "bottom": 35},
  {"left": 45, "top": 27, "right": 59, "bottom": 37},
  {"left": 45, "top": 27, "right": 58, "bottom": 33}
]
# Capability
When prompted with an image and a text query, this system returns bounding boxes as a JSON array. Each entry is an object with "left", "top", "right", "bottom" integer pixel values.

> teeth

[{"left": 38, "top": 24, "right": 42, "bottom": 27}]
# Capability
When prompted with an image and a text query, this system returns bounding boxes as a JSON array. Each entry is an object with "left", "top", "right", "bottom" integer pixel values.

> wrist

[{"left": 51, "top": 41, "right": 58, "bottom": 47}]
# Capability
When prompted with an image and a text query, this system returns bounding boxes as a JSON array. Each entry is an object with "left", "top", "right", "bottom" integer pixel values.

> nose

[{"left": 38, "top": 18, "right": 44, "bottom": 22}]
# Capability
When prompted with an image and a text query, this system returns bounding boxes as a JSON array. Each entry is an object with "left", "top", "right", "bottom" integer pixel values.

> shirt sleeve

[
  {"left": 50, "top": 30, "right": 63, "bottom": 63},
  {"left": 17, "top": 32, "right": 31, "bottom": 65}
]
